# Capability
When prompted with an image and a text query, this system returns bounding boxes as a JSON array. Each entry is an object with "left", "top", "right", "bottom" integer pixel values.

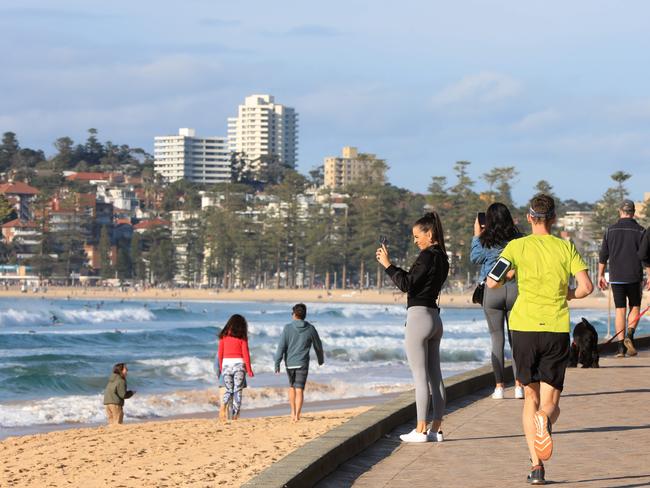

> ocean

[{"left": 0, "top": 297, "right": 615, "bottom": 435}]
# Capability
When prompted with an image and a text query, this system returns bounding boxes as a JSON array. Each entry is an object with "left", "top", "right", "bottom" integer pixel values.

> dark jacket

[
  {"left": 103, "top": 373, "right": 127, "bottom": 406},
  {"left": 385, "top": 244, "right": 449, "bottom": 308},
  {"left": 274, "top": 319, "right": 324, "bottom": 372},
  {"left": 639, "top": 228, "right": 650, "bottom": 267},
  {"left": 599, "top": 217, "right": 645, "bottom": 283}
]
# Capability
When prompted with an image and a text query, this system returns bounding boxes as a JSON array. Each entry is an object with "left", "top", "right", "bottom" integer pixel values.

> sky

[{"left": 1, "top": 0, "right": 650, "bottom": 204}]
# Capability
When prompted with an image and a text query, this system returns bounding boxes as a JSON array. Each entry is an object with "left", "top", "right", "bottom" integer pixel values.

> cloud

[
  {"left": 512, "top": 108, "right": 561, "bottom": 131},
  {"left": 431, "top": 72, "right": 522, "bottom": 107}
]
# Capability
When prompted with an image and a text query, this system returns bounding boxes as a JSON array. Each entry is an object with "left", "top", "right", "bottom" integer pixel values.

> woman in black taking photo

[
  {"left": 470, "top": 202, "right": 523, "bottom": 400},
  {"left": 376, "top": 211, "right": 449, "bottom": 443}
]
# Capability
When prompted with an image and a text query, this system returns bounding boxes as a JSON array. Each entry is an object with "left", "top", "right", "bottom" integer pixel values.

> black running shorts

[
  {"left": 611, "top": 282, "right": 642, "bottom": 309},
  {"left": 286, "top": 367, "right": 309, "bottom": 389},
  {"left": 511, "top": 331, "right": 570, "bottom": 391}
]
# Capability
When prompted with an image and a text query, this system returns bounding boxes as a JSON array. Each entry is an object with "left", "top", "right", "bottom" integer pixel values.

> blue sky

[{"left": 1, "top": 1, "right": 649, "bottom": 204}]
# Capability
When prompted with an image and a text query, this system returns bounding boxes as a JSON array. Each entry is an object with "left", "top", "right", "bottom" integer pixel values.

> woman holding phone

[
  {"left": 470, "top": 202, "right": 523, "bottom": 399},
  {"left": 376, "top": 212, "right": 449, "bottom": 442}
]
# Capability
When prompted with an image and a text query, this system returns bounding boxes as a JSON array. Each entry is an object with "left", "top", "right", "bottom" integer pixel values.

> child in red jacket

[{"left": 218, "top": 314, "right": 254, "bottom": 420}]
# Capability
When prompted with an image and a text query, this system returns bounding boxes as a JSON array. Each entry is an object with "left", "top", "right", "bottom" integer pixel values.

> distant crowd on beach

[{"left": 102, "top": 192, "right": 650, "bottom": 485}]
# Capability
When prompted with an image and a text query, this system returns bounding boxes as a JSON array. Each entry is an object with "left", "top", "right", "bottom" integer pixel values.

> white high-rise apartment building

[
  {"left": 154, "top": 128, "right": 230, "bottom": 184},
  {"left": 227, "top": 94, "right": 298, "bottom": 175}
]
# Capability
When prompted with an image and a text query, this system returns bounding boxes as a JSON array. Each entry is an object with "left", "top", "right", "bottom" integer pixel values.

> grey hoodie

[{"left": 274, "top": 319, "right": 324, "bottom": 372}]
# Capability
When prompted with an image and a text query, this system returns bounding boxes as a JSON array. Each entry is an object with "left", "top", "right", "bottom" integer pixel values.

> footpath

[{"left": 318, "top": 350, "right": 650, "bottom": 487}]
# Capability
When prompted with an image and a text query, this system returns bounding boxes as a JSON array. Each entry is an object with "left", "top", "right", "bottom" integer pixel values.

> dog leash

[{"left": 603, "top": 304, "right": 649, "bottom": 345}]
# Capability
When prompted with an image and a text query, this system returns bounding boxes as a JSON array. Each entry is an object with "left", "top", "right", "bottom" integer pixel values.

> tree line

[{"left": 0, "top": 130, "right": 646, "bottom": 288}]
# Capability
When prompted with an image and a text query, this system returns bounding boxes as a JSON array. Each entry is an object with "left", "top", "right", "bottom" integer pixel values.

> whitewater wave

[
  {"left": 0, "top": 381, "right": 412, "bottom": 428},
  {"left": 0, "top": 307, "right": 155, "bottom": 328}
]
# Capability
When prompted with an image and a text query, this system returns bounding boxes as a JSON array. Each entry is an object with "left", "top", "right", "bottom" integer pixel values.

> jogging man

[
  {"left": 487, "top": 194, "right": 593, "bottom": 485},
  {"left": 597, "top": 199, "right": 645, "bottom": 357}
]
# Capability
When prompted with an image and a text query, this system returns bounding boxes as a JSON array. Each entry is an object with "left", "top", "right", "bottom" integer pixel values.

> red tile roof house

[
  {"left": 0, "top": 181, "right": 39, "bottom": 221},
  {"left": 132, "top": 218, "right": 170, "bottom": 234}
]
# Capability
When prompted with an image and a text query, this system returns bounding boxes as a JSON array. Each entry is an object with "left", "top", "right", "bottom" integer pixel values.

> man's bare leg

[
  {"left": 523, "top": 383, "right": 541, "bottom": 465},
  {"left": 523, "top": 382, "right": 561, "bottom": 464},
  {"left": 625, "top": 306, "right": 640, "bottom": 356},
  {"left": 615, "top": 308, "right": 627, "bottom": 356},
  {"left": 295, "top": 388, "right": 304, "bottom": 421},
  {"left": 289, "top": 387, "right": 296, "bottom": 421}
]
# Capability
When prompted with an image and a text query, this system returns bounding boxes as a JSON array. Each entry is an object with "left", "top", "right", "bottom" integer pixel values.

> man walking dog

[
  {"left": 597, "top": 199, "right": 645, "bottom": 357},
  {"left": 487, "top": 194, "right": 593, "bottom": 484}
]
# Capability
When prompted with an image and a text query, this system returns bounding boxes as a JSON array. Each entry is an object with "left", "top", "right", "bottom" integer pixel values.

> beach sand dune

[{"left": 0, "top": 407, "right": 368, "bottom": 487}]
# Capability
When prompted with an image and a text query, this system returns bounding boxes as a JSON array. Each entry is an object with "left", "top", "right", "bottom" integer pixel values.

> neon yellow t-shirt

[{"left": 500, "top": 234, "right": 588, "bottom": 333}]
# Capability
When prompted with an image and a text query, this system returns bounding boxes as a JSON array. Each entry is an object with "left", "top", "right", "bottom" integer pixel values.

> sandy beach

[
  {"left": 0, "top": 285, "right": 628, "bottom": 309},
  {"left": 0, "top": 407, "right": 369, "bottom": 487}
]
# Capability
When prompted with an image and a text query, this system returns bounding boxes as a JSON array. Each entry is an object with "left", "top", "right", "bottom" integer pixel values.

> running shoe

[
  {"left": 491, "top": 387, "right": 504, "bottom": 399},
  {"left": 624, "top": 337, "right": 637, "bottom": 356},
  {"left": 534, "top": 410, "right": 553, "bottom": 461},
  {"left": 515, "top": 386, "right": 525, "bottom": 399},
  {"left": 399, "top": 429, "right": 428, "bottom": 443},
  {"left": 527, "top": 464, "right": 546, "bottom": 485}
]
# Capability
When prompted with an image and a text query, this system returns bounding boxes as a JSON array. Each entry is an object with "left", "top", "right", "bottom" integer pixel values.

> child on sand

[
  {"left": 217, "top": 314, "right": 254, "bottom": 420},
  {"left": 103, "top": 363, "right": 134, "bottom": 425},
  {"left": 274, "top": 303, "right": 324, "bottom": 422}
]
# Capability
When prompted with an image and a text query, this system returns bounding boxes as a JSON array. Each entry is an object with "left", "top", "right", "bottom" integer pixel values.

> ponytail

[{"left": 414, "top": 212, "right": 446, "bottom": 254}]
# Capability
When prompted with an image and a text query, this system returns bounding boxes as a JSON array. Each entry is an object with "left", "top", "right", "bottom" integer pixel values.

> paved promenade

[{"left": 319, "top": 350, "right": 650, "bottom": 487}]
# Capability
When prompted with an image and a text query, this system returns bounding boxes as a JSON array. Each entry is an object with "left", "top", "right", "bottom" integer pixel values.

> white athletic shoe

[
  {"left": 491, "top": 387, "right": 504, "bottom": 399},
  {"left": 515, "top": 386, "right": 525, "bottom": 399},
  {"left": 427, "top": 429, "right": 444, "bottom": 442},
  {"left": 399, "top": 429, "right": 429, "bottom": 443}
]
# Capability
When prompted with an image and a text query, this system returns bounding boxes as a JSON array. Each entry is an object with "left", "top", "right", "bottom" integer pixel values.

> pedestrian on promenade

[
  {"left": 597, "top": 199, "right": 645, "bottom": 357},
  {"left": 376, "top": 212, "right": 449, "bottom": 443},
  {"left": 103, "top": 363, "right": 135, "bottom": 425},
  {"left": 273, "top": 303, "right": 324, "bottom": 422},
  {"left": 217, "top": 314, "right": 254, "bottom": 421},
  {"left": 470, "top": 202, "right": 524, "bottom": 400},
  {"left": 487, "top": 194, "right": 593, "bottom": 484}
]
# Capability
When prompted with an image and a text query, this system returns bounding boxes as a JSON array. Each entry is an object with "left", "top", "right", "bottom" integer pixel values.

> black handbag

[{"left": 472, "top": 282, "right": 485, "bottom": 305}]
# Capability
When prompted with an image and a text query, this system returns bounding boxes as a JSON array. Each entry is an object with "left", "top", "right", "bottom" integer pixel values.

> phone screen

[{"left": 488, "top": 258, "right": 511, "bottom": 281}]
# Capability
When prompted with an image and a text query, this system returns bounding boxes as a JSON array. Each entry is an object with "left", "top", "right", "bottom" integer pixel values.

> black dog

[{"left": 568, "top": 317, "right": 599, "bottom": 368}]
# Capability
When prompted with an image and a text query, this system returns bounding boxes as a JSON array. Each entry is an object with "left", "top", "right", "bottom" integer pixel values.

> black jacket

[
  {"left": 385, "top": 245, "right": 449, "bottom": 308},
  {"left": 599, "top": 218, "right": 645, "bottom": 283},
  {"left": 639, "top": 228, "right": 650, "bottom": 267}
]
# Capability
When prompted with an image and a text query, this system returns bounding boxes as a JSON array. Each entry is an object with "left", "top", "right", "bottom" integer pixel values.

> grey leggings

[
  {"left": 482, "top": 281, "right": 518, "bottom": 384},
  {"left": 405, "top": 306, "right": 445, "bottom": 422}
]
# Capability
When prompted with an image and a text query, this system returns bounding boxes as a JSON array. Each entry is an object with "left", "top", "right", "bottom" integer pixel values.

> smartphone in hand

[
  {"left": 379, "top": 235, "right": 388, "bottom": 246},
  {"left": 477, "top": 212, "right": 486, "bottom": 228}
]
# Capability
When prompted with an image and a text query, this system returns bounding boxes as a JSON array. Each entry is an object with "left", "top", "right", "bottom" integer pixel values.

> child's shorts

[{"left": 286, "top": 367, "right": 309, "bottom": 389}]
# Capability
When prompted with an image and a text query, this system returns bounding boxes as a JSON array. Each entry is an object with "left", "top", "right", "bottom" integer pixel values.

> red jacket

[{"left": 218, "top": 335, "right": 253, "bottom": 376}]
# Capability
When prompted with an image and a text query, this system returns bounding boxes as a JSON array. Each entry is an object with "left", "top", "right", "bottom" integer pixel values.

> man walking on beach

[
  {"left": 487, "top": 194, "right": 593, "bottom": 484},
  {"left": 597, "top": 199, "right": 645, "bottom": 357},
  {"left": 274, "top": 303, "right": 324, "bottom": 422}
]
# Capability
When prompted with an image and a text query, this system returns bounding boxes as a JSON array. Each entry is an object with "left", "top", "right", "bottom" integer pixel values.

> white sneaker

[
  {"left": 491, "top": 387, "right": 504, "bottom": 399},
  {"left": 427, "top": 429, "right": 444, "bottom": 442},
  {"left": 515, "top": 386, "right": 525, "bottom": 399},
  {"left": 399, "top": 429, "right": 429, "bottom": 443}
]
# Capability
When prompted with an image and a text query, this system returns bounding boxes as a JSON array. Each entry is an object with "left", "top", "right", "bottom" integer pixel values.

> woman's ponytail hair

[{"left": 414, "top": 211, "right": 446, "bottom": 254}]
